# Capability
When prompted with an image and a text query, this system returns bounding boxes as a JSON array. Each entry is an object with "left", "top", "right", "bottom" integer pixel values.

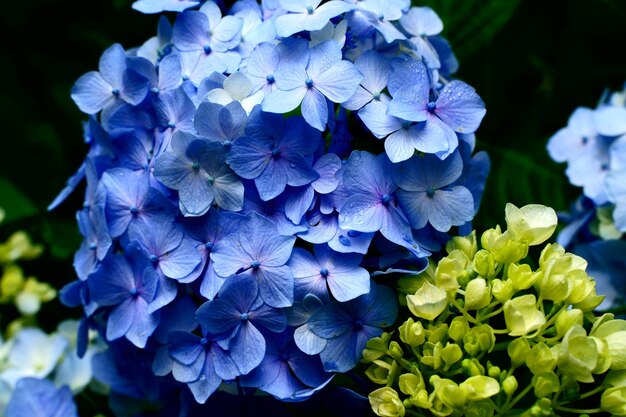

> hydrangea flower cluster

[
  {"left": 363, "top": 204, "right": 625, "bottom": 417},
  {"left": 53, "top": 0, "right": 490, "bottom": 408},
  {"left": 547, "top": 84, "right": 626, "bottom": 310}
]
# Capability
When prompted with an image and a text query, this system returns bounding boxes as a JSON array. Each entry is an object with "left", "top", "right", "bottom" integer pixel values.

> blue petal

[
  {"left": 230, "top": 322, "right": 266, "bottom": 375},
  {"left": 435, "top": 80, "right": 486, "bottom": 134},
  {"left": 301, "top": 88, "right": 329, "bottom": 131},
  {"left": 71, "top": 71, "right": 114, "bottom": 114}
]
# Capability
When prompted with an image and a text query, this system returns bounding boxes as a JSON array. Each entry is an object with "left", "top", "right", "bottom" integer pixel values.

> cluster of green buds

[
  {"left": 363, "top": 204, "right": 626, "bottom": 417},
  {"left": 0, "top": 213, "right": 55, "bottom": 331}
]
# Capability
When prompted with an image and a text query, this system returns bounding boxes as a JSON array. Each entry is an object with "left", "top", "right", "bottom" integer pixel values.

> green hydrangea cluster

[{"left": 363, "top": 204, "right": 626, "bottom": 417}]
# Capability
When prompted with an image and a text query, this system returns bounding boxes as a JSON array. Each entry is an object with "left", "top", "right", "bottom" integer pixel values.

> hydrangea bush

[
  {"left": 364, "top": 204, "right": 626, "bottom": 417},
  {"left": 547, "top": 84, "right": 626, "bottom": 311},
  {"left": 51, "top": 0, "right": 491, "bottom": 411}
]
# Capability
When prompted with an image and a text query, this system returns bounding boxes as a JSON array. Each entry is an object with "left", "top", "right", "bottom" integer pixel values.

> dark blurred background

[{"left": 0, "top": 0, "right": 625, "bottom": 410}]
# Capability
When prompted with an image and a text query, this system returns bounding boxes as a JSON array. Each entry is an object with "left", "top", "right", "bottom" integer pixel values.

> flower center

[
  {"left": 426, "top": 187, "right": 435, "bottom": 197},
  {"left": 306, "top": 5, "right": 315, "bottom": 14},
  {"left": 129, "top": 206, "right": 139, "bottom": 214},
  {"left": 305, "top": 78, "right": 314, "bottom": 89},
  {"left": 381, "top": 194, "right": 392, "bottom": 205},
  {"left": 203, "top": 45, "right": 212, "bottom": 55},
  {"left": 427, "top": 101, "right": 437, "bottom": 112},
  {"left": 250, "top": 260, "right": 261, "bottom": 269},
  {"left": 205, "top": 242, "right": 214, "bottom": 251},
  {"left": 129, "top": 287, "right": 139, "bottom": 297},
  {"left": 353, "top": 319, "right": 364, "bottom": 330},
  {"left": 112, "top": 88, "right": 120, "bottom": 97},
  {"left": 240, "top": 312, "right": 249, "bottom": 321},
  {"left": 266, "top": 74, "right": 275, "bottom": 84},
  {"left": 167, "top": 120, "right": 176, "bottom": 129},
  {"left": 200, "top": 337, "right": 209, "bottom": 346},
  {"left": 320, "top": 268, "right": 329, "bottom": 278},
  {"left": 192, "top": 162, "right": 200, "bottom": 170},
  {"left": 149, "top": 254, "right": 159, "bottom": 263}
]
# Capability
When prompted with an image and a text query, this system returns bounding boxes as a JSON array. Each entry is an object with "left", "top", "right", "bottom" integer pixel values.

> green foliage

[
  {"left": 419, "top": 0, "right": 520, "bottom": 59},
  {"left": 0, "top": 177, "right": 38, "bottom": 224}
]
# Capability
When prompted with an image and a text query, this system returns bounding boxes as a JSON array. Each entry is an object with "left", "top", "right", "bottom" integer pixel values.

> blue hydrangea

[
  {"left": 53, "top": 0, "right": 490, "bottom": 409},
  {"left": 548, "top": 83, "right": 626, "bottom": 311}
]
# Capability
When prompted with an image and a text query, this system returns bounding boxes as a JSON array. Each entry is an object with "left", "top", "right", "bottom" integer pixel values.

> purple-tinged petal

[
  {"left": 230, "top": 322, "right": 265, "bottom": 374},
  {"left": 435, "top": 80, "right": 486, "bottom": 134}
]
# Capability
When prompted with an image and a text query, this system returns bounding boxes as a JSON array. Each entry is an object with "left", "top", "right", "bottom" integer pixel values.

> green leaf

[
  {"left": 419, "top": 0, "right": 520, "bottom": 59},
  {"left": 0, "top": 177, "right": 38, "bottom": 224}
]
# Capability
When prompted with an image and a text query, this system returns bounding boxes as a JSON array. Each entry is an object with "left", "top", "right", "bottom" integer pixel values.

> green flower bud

[
  {"left": 507, "top": 263, "right": 540, "bottom": 291},
  {"left": 448, "top": 316, "right": 470, "bottom": 343},
  {"left": 366, "top": 359, "right": 400, "bottom": 385},
  {"left": 409, "top": 389, "right": 431, "bottom": 409},
  {"left": 465, "top": 278, "right": 491, "bottom": 310},
  {"left": 363, "top": 332, "right": 391, "bottom": 362},
  {"left": 526, "top": 342, "right": 556, "bottom": 375},
  {"left": 369, "top": 387, "right": 405, "bottom": 417},
  {"left": 389, "top": 341, "right": 404, "bottom": 362},
  {"left": 601, "top": 386, "right": 626, "bottom": 415},
  {"left": 590, "top": 319, "right": 626, "bottom": 370},
  {"left": 502, "top": 375, "right": 518, "bottom": 396},
  {"left": 503, "top": 294, "right": 546, "bottom": 336},
  {"left": 566, "top": 270, "right": 595, "bottom": 305},
  {"left": 421, "top": 342, "right": 443, "bottom": 370},
  {"left": 505, "top": 203, "right": 557, "bottom": 246},
  {"left": 398, "top": 318, "right": 426, "bottom": 347},
  {"left": 473, "top": 250, "right": 497, "bottom": 279},
  {"left": 538, "top": 243, "right": 565, "bottom": 268},
  {"left": 0, "top": 265, "right": 24, "bottom": 301},
  {"left": 397, "top": 274, "right": 430, "bottom": 297},
  {"left": 463, "top": 324, "right": 495, "bottom": 357},
  {"left": 446, "top": 231, "right": 477, "bottom": 259},
  {"left": 441, "top": 343, "right": 463, "bottom": 371},
  {"left": 459, "top": 376, "right": 500, "bottom": 401},
  {"left": 481, "top": 226, "right": 528, "bottom": 264},
  {"left": 487, "top": 362, "right": 501, "bottom": 379},
  {"left": 406, "top": 282, "right": 448, "bottom": 321},
  {"left": 555, "top": 309, "right": 583, "bottom": 338},
  {"left": 428, "top": 323, "right": 449, "bottom": 345},
  {"left": 435, "top": 250, "right": 469, "bottom": 292},
  {"left": 491, "top": 279, "right": 514, "bottom": 303},
  {"left": 430, "top": 375, "right": 467, "bottom": 410},
  {"left": 523, "top": 398, "right": 554, "bottom": 417},
  {"left": 605, "top": 369, "right": 626, "bottom": 387},
  {"left": 0, "top": 231, "right": 43, "bottom": 264},
  {"left": 531, "top": 372, "right": 559, "bottom": 398},
  {"left": 399, "top": 372, "right": 425, "bottom": 396},
  {"left": 507, "top": 337, "right": 531, "bottom": 368},
  {"left": 557, "top": 325, "right": 597, "bottom": 383},
  {"left": 462, "top": 358, "right": 486, "bottom": 376},
  {"left": 559, "top": 374, "right": 580, "bottom": 402}
]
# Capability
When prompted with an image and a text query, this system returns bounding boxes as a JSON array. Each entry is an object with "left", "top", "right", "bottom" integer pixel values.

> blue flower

[
  {"left": 393, "top": 151, "right": 475, "bottom": 232},
  {"left": 308, "top": 283, "right": 397, "bottom": 372},
  {"left": 88, "top": 254, "right": 160, "bottom": 347},
  {"left": 351, "top": 0, "right": 408, "bottom": 43},
  {"left": 133, "top": 0, "right": 200, "bottom": 14},
  {"left": 288, "top": 244, "right": 370, "bottom": 302},
  {"left": 240, "top": 328, "right": 333, "bottom": 401},
  {"left": 167, "top": 330, "right": 239, "bottom": 403},
  {"left": 607, "top": 137, "right": 626, "bottom": 231},
  {"left": 547, "top": 107, "right": 597, "bottom": 163},
  {"left": 287, "top": 293, "right": 327, "bottom": 355},
  {"left": 399, "top": 7, "right": 445, "bottom": 70},
  {"left": 211, "top": 211, "right": 296, "bottom": 307},
  {"left": 71, "top": 44, "right": 151, "bottom": 114},
  {"left": 194, "top": 101, "right": 248, "bottom": 146},
  {"left": 263, "top": 40, "right": 363, "bottom": 131},
  {"left": 338, "top": 151, "right": 425, "bottom": 257},
  {"left": 274, "top": 0, "right": 353, "bottom": 38},
  {"left": 154, "top": 131, "right": 245, "bottom": 215},
  {"left": 226, "top": 109, "right": 320, "bottom": 201},
  {"left": 196, "top": 274, "right": 287, "bottom": 374},
  {"left": 6, "top": 378, "right": 77, "bottom": 417},
  {"left": 73, "top": 208, "right": 112, "bottom": 281},
  {"left": 342, "top": 51, "right": 390, "bottom": 111}
]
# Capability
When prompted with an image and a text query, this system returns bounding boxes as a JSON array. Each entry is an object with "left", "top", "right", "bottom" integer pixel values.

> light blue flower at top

[
  {"left": 133, "top": 0, "right": 200, "bottom": 14},
  {"left": 274, "top": 0, "right": 353, "bottom": 38},
  {"left": 263, "top": 40, "right": 363, "bottom": 131}
]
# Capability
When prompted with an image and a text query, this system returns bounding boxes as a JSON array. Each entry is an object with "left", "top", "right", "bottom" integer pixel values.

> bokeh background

[{"left": 1, "top": 0, "right": 625, "bottom": 388}]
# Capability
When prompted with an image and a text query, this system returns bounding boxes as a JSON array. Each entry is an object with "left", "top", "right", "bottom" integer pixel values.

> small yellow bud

[
  {"left": 601, "top": 386, "right": 626, "bottom": 415},
  {"left": 398, "top": 318, "right": 425, "bottom": 347},
  {"left": 369, "top": 387, "right": 405, "bottom": 417},
  {"left": 445, "top": 231, "right": 477, "bottom": 259},
  {"left": 491, "top": 279, "right": 514, "bottom": 303},
  {"left": 504, "top": 203, "right": 557, "bottom": 246},
  {"left": 448, "top": 316, "right": 469, "bottom": 343},
  {"left": 503, "top": 294, "right": 546, "bottom": 336},
  {"left": 473, "top": 249, "right": 497, "bottom": 279},
  {"left": 459, "top": 375, "right": 500, "bottom": 401},
  {"left": 532, "top": 372, "right": 559, "bottom": 398},
  {"left": 502, "top": 375, "right": 518, "bottom": 396},
  {"left": 507, "top": 263, "right": 540, "bottom": 291},
  {"left": 507, "top": 337, "right": 531, "bottom": 368},
  {"left": 465, "top": 278, "right": 491, "bottom": 310},
  {"left": 406, "top": 282, "right": 448, "bottom": 321}
]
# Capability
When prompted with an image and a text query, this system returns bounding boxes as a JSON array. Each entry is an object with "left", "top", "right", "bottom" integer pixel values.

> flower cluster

[
  {"left": 363, "top": 204, "right": 625, "bottom": 417},
  {"left": 547, "top": 84, "right": 626, "bottom": 310},
  {"left": 53, "top": 0, "right": 490, "bottom": 409}
]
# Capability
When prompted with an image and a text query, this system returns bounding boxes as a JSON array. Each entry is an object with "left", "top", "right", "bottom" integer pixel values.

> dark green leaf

[
  {"left": 0, "top": 177, "right": 38, "bottom": 223},
  {"left": 42, "top": 217, "right": 82, "bottom": 259}
]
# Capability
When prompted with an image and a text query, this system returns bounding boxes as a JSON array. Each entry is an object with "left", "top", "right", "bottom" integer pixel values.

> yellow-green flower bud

[
  {"left": 504, "top": 203, "right": 557, "bottom": 246},
  {"left": 538, "top": 243, "right": 565, "bottom": 267},
  {"left": 557, "top": 325, "right": 598, "bottom": 383},
  {"left": 0, "top": 264, "right": 25, "bottom": 301},
  {"left": 463, "top": 324, "right": 495, "bottom": 357},
  {"left": 448, "top": 316, "right": 469, "bottom": 343},
  {"left": 462, "top": 358, "right": 486, "bottom": 376},
  {"left": 473, "top": 249, "right": 497, "bottom": 279},
  {"left": 605, "top": 369, "right": 626, "bottom": 387},
  {"left": 399, "top": 372, "right": 425, "bottom": 396},
  {"left": 507, "top": 337, "right": 531, "bottom": 368},
  {"left": 435, "top": 250, "right": 469, "bottom": 292},
  {"left": 441, "top": 343, "right": 463, "bottom": 371},
  {"left": 487, "top": 363, "right": 501, "bottom": 379},
  {"left": 366, "top": 359, "right": 400, "bottom": 385},
  {"left": 0, "top": 231, "right": 44, "bottom": 264},
  {"left": 507, "top": 263, "right": 540, "bottom": 291},
  {"left": 531, "top": 372, "right": 559, "bottom": 398},
  {"left": 446, "top": 231, "right": 477, "bottom": 259},
  {"left": 555, "top": 309, "right": 583, "bottom": 338},
  {"left": 459, "top": 376, "right": 500, "bottom": 401},
  {"left": 363, "top": 332, "right": 391, "bottom": 362},
  {"left": 406, "top": 282, "right": 448, "bottom": 321},
  {"left": 398, "top": 318, "right": 426, "bottom": 347},
  {"left": 428, "top": 323, "right": 449, "bottom": 345},
  {"left": 481, "top": 227, "right": 529, "bottom": 264},
  {"left": 397, "top": 274, "right": 430, "bottom": 297},
  {"left": 502, "top": 375, "right": 518, "bottom": 396},
  {"left": 421, "top": 341, "right": 443, "bottom": 370},
  {"left": 503, "top": 294, "right": 546, "bottom": 336},
  {"left": 465, "top": 278, "right": 491, "bottom": 310},
  {"left": 430, "top": 375, "right": 467, "bottom": 410},
  {"left": 369, "top": 387, "right": 405, "bottom": 417},
  {"left": 590, "top": 319, "right": 626, "bottom": 370},
  {"left": 389, "top": 341, "right": 404, "bottom": 362},
  {"left": 601, "top": 386, "right": 626, "bottom": 415},
  {"left": 491, "top": 279, "right": 514, "bottom": 303},
  {"left": 526, "top": 342, "right": 556, "bottom": 375}
]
